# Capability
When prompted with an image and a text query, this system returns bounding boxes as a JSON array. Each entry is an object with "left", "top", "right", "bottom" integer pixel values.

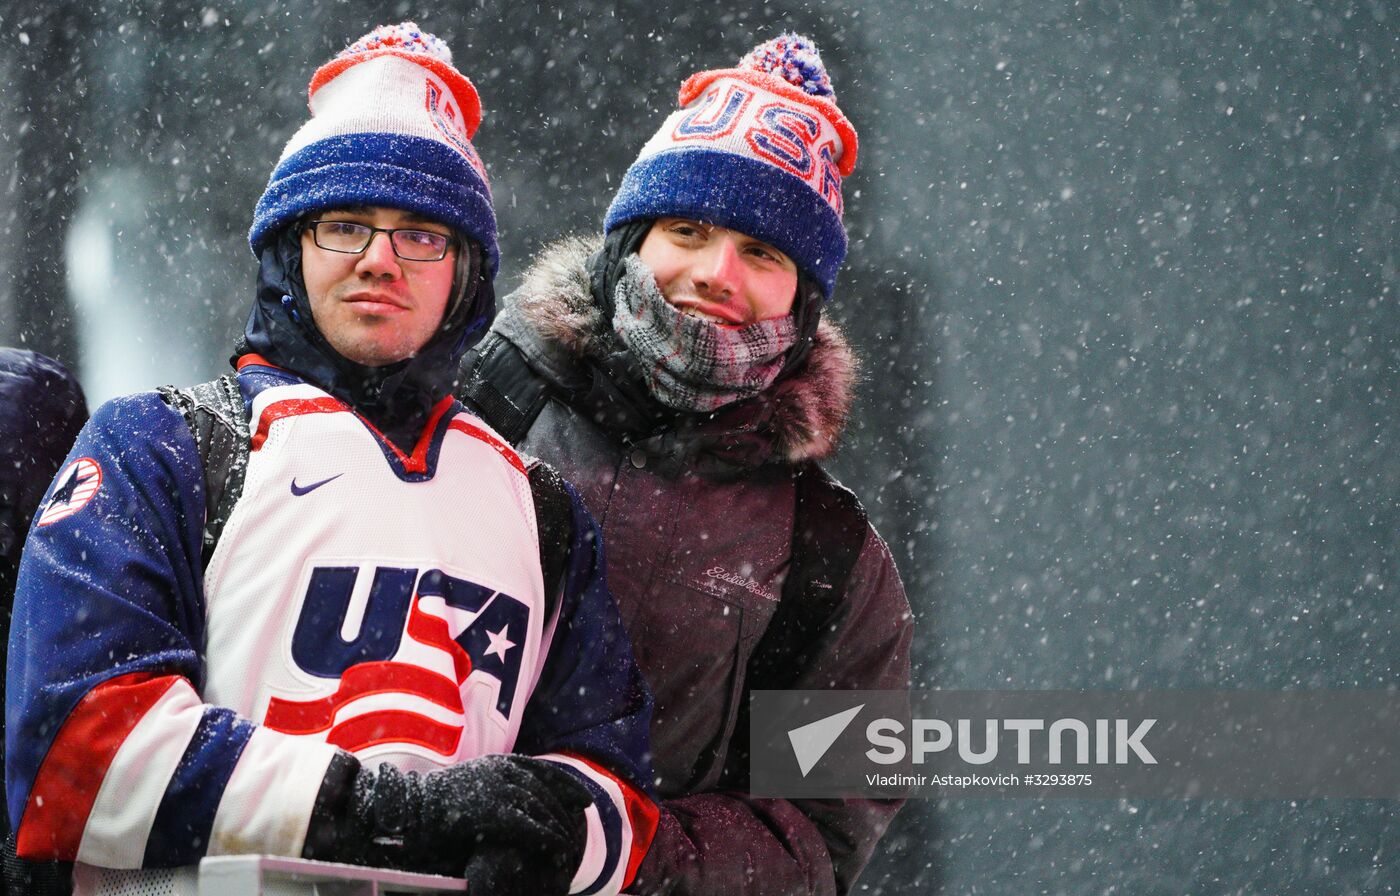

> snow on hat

[
  {"left": 249, "top": 22, "right": 498, "bottom": 275},
  {"left": 604, "top": 33, "right": 858, "bottom": 298}
]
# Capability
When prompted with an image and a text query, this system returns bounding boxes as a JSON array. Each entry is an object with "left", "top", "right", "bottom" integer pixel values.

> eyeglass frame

[{"left": 304, "top": 219, "right": 456, "bottom": 262}]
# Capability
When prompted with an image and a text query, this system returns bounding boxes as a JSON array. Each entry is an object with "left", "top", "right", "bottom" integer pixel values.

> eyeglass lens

[{"left": 312, "top": 222, "right": 449, "bottom": 261}]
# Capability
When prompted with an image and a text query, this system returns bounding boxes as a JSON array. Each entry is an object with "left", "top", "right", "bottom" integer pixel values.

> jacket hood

[
  {"left": 238, "top": 226, "right": 493, "bottom": 453},
  {"left": 496, "top": 236, "right": 857, "bottom": 463},
  {"left": 0, "top": 349, "right": 88, "bottom": 560}
]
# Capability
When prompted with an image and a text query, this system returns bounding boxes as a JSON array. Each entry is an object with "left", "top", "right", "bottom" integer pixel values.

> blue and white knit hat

[
  {"left": 249, "top": 23, "right": 498, "bottom": 275},
  {"left": 604, "top": 34, "right": 858, "bottom": 298}
]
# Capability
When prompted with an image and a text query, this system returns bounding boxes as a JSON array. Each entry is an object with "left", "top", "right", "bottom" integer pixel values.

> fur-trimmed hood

[{"left": 493, "top": 236, "right": 858, "bottom": 463}]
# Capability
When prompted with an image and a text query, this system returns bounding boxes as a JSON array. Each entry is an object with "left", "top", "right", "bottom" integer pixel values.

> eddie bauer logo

[
  {"left": 702, "top": 566, "right": 776, "bottom": 601},
  {"left": 787, "top": 706, "right": 1158, "bottom": 777}
]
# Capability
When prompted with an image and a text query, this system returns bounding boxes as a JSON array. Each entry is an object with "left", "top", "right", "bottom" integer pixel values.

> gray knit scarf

[{"left": 611, "top": 255, "right": 797, "bottom": 413}]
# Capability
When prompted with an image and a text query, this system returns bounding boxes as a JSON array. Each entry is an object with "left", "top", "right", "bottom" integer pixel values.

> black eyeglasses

[{"left": 306, "top": 220, "right": 453, "bottom": 261}]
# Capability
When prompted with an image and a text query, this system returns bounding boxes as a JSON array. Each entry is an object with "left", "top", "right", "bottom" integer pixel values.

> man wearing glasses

[{"left": 7, "top": 23, "right": 655, "bottom": 896}]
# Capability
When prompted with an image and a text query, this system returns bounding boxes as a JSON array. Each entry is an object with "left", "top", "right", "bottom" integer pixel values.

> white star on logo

[{"left": 484, "top": 625, "right": 516, "bottom": 661}]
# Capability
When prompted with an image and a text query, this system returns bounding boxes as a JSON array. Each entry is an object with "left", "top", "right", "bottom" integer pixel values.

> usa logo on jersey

[
  {"left": 264, "top": 565, "right": 529, "bottom": 757},
  {"left": 37, "top": 458, "right": 102, "bottom": 527}
]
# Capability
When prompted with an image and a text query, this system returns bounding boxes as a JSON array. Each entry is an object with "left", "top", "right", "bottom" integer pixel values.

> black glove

[
  {"left": 463, "top": 840, "right": 581, "bottom": 896},
  {"left": 304, "top": 752, "right": 591, "bottom": 880}
]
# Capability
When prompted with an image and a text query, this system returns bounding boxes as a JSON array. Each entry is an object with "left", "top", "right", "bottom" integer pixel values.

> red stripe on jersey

[
  {"left": 263, "top": 660, "right": 466, "bottom": 735},
  {"left": 406, "top": 595, "right": 473, "bottom": 684},
  {"left": 250, "top": 397, "right": 345, "bottom": 450},
  {"left": 558, "top": 751, "right": 660, "bottom": 889},
  {"left": 235, "top": 353, "right": 279, "bottom": 371},
  {"left": 237, "top": 367, "right": 499, "bottom": 478},
  {"left": 326, "top": 709, "right": 463, "bottom": 756},
  {"left": 403, "top": 397, "right": 456, "bottom": 474},
  {"left": 16, "top": 672, "right": 177, "bottom": 861},
  {"left": 447, "top": 419, "right": 528, "bottom": 476},
  {"left": 249, "top": 391, "right": 457, "bottom": 476}
]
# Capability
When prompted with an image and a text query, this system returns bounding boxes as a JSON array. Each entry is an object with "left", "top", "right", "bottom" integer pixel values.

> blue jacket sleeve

[
  {"left": 513, "top": 469, "right": 659, "bottom": 896},
  {"left": 6, "top": 393, "right": 337, "bottom": 869}
]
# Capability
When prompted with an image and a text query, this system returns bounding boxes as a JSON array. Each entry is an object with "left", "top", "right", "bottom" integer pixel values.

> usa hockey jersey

[{"left": 7, "top": 359, "right": 657, "bottom": 895}]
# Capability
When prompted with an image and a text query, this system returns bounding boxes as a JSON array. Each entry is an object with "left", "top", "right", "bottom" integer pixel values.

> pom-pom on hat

[
  {"left": 249, "top": 22, "right": 498, "bottom": 276},
  {"left": 604, "top": 33, "right": 858, "bottom": 298}
]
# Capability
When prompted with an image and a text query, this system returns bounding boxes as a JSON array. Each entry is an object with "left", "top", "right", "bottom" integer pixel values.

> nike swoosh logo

[{"left": 290, "top": 473, "right": 344, "bottom": 496}]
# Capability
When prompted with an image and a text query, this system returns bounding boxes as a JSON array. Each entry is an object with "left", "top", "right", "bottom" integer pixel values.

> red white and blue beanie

[
  {"left": 249, "top": 23, "right": 498, "bottom": 276},
  {"left": 604, "top": 34, "right": 858, "bottom": 298}
]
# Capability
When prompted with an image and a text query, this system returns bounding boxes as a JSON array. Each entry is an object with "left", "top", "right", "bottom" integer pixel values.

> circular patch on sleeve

[{"left": 37, "top": 457, "right": 104, "bottom": 527}]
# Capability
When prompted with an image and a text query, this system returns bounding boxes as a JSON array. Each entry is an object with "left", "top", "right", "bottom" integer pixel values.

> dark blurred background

[{"left": 2, "top": 1, "right": 1397, "bottom": 892}]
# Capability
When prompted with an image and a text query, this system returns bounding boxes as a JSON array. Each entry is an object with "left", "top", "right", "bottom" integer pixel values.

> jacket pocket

[{"left": 623, "top": 577, "right": 776, "bottom": 796}]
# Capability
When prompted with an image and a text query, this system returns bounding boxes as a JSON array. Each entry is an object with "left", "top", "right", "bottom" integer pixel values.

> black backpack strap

[
  {"left": 747, "top": 462, "right": 869, "bottom": 691},
  {"left": 157, "top": 373, "right": 249, "bottom": 567},
  {"left": 526, "top": 461, "right": 574, "bottom": 627},
  {"left": 722, "top": 463, "right": 869, "bottom": 786},
  {"left": 456, "top": 333, "right": 552, "bottom": 446}
]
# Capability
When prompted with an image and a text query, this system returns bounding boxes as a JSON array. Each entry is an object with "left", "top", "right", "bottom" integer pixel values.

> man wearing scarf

[
  {"left": 459, "top": 34, "right": 914, "bottom": 896},
  {"left": 7, "top": 23, "right": 655, "bottom": 896}
]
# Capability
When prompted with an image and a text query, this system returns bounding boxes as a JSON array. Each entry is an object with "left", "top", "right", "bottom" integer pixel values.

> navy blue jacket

[
  {"left": 0, "top": 348, "right": 86, "bottom": 861},
  {"left": 0, "top": 349, "right": 87, "bottom": 580}
]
